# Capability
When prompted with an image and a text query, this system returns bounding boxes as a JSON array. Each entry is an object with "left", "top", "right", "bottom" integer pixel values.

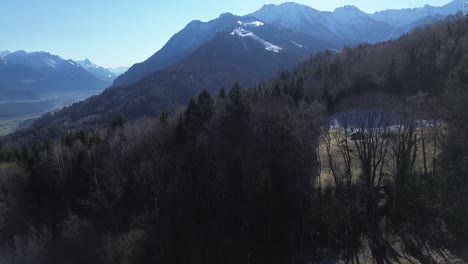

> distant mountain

[
  {"left": 0, "top": 51, "right": 110, "bottom": 101},
  {"left": 76, "top": 59, "right": 126, "bottom": 82},
  {"left": 107, "top": 66, "right": 129, "bottom": 76},
  {"left": 251, "top": 1, "right": 463, "bottom": 43},
  {"left": 370, "top": 0, "right": 464, "bottom": 27},
  {"left": 387, "top": 14, "right": 446, "bottom": 39},
  {"left": 0, "top": 50, "right": 10, "bottom": 58}
]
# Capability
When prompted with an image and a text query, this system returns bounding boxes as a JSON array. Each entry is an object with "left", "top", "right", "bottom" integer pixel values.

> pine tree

[
  {"left": 219, "top": 87, "right": 227, "bottom": 99},
  {"left": 111, "top": 114, "right": 125, "bottom": 129},
  {"left": 160, "top": 111, "right": 170, "bottom": 124},
  {"left": 225, "top": 83, "right": 251, "bottom": 124},
  {"left": 197, "top": 90, "right": 215, "bottom": 124}
]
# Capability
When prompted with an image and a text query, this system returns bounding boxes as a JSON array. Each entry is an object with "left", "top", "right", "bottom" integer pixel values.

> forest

[{"left": 0, "top": 14, "right": 467, "bottom": 264}]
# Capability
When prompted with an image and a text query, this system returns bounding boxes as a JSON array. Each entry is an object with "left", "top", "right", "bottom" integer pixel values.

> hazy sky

[{"left": 0, "top": 0, "right": 453, "bottom": 67}]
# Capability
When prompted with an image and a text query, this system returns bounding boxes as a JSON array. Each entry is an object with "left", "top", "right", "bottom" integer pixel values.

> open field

[
  {"left": 0, "top": 119, "right": 19, "bottom": 136},
  {"left": 0, "top": 117, "right": 38, "bottom": 136},
  {"left": 0, "top": 99, "right": 64, "bottom": 120},
  {"left": 318, "top": 127, "right": 442, "bottom": 188},
  {"left": 0, "top": 96, "right": 82, "bottom": 136}
]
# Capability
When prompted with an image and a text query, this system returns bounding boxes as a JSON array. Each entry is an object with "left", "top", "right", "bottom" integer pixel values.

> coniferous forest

[{"left": 0, "top": 14, "right": 468, "bottom": 264}]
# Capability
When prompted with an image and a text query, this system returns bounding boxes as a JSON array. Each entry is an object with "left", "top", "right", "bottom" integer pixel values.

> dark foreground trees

[{"left": 0, "top": 87, "right": 324, "bottom": 264}]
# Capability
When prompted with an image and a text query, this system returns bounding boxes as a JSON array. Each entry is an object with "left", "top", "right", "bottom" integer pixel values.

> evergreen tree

[
  {"left": 225, "top": 83, "right": 251, "bottom": 124},
  {"left": 111, "top": 114, "right": 125, "bottom": 129},
  {"left": 160, "top": 111, "right": 170, "bottom": 124},
  {"left": 197, "top": 90, "right": 215, "bottom": 125},
  {"left": 218, "top": 87, "right": 227, "bottom": 99}
]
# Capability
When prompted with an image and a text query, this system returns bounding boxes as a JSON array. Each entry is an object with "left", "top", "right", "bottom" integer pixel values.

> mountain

[
  {"left": 387, "top": 14, "right": 446, "bottom": 39},
  {"left": 115, "top": 1, "right": 463, "bottom": 88},
  {"left": 76, "top": 59, "right": 126, "bottom": 82},
  {"left": 35, "top": 16, "right": 334, "bottom": 126},
  {"left": 251, "top": 1, "right": 464, "bottom": 43},
  {"left": 114, "top": 13, "right": 244, "bottom": 86},
  {"left": 107, "top": 66, "right": 129, "bottom": 76},
  {"left": 0, "top": 51, "right": 110, "bottom": 101},
  {"left": 250, "top": 3, "right": 393, "bottom": 44},
  {"left": 31, "top": 1, "right": 465, "bottom": 129},
  {"left": 370, "top": 0, "right": 464, "bottom": 27},
  {"left": 0, "top": 50, "right": 10, "bottom": 58}
]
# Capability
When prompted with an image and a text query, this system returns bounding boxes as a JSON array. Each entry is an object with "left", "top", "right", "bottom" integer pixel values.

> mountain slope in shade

[
  {"left": 34, "top": 21, "right": 334, "bottom": 126},
  {"left": 388, "top": 14, "right": 446, "bottom": 39},
  {"left": 0, "top": 51, "right": 110, "bottom": 101},
  {"left": 113, "top": 13, "right": 241, "bottom": 86}
]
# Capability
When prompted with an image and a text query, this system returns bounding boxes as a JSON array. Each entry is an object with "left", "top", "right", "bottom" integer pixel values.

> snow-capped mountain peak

[
  {"left": 4, "top": 51, "right": 71, "bottom": 70},
  {"left": 252, "top": 2, "right": 324, "bottom": 29},
  {"left": 77, "top": 58, "right": 99, "bottom": 68},
  {"left": 76, "top": 59, "right": 124, "bottom": 81}
]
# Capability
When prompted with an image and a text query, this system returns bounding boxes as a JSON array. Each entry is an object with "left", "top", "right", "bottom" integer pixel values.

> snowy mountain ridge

[
  {"left": 76, "top": 58, "right": 128, "bottom": 81},
  {"left": 115, "top": 0, "right": 463, "bottom": 87},
  {"left": 250, "top": 0, "right": 463, "bottom": 43}
]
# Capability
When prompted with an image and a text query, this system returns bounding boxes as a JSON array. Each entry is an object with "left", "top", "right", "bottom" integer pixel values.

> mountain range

[
  {"left": 76, "top": 59, "right": 128, "bottom": 82},
  {"left": 115, "top": 0, "right": 464, "bottom": 88},
  {"left": 0, "top": 51, "right": 111, "bottom": 102},
  {"left": 0, "top": 50, "right": 128, "bottom": 102},
  {"left": 15, "top": 0, "right": 468, "bottom": 129}
]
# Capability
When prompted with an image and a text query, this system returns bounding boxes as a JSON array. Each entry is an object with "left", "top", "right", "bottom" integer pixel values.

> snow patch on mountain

[
  {"left": 291, "top": 41, "right": 303, "bottom": 48},
  {"left": 43, "top": 57, "right": 56, "bottom": 68},
  {"left": 108, "top": 67, "right": 129, "bottom": 75},
  {"left": 230, "top": 27, "right": 282, "bottom": 53}
]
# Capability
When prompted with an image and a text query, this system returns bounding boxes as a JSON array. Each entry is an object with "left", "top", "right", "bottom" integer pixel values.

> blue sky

[{"left": 0, "top": 0, "right": 452, "bottom": 67}]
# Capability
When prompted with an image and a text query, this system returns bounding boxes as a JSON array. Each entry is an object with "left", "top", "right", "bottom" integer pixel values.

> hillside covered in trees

[{"left": 0, "top": 14, "right": 468, "bottom": 264}]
